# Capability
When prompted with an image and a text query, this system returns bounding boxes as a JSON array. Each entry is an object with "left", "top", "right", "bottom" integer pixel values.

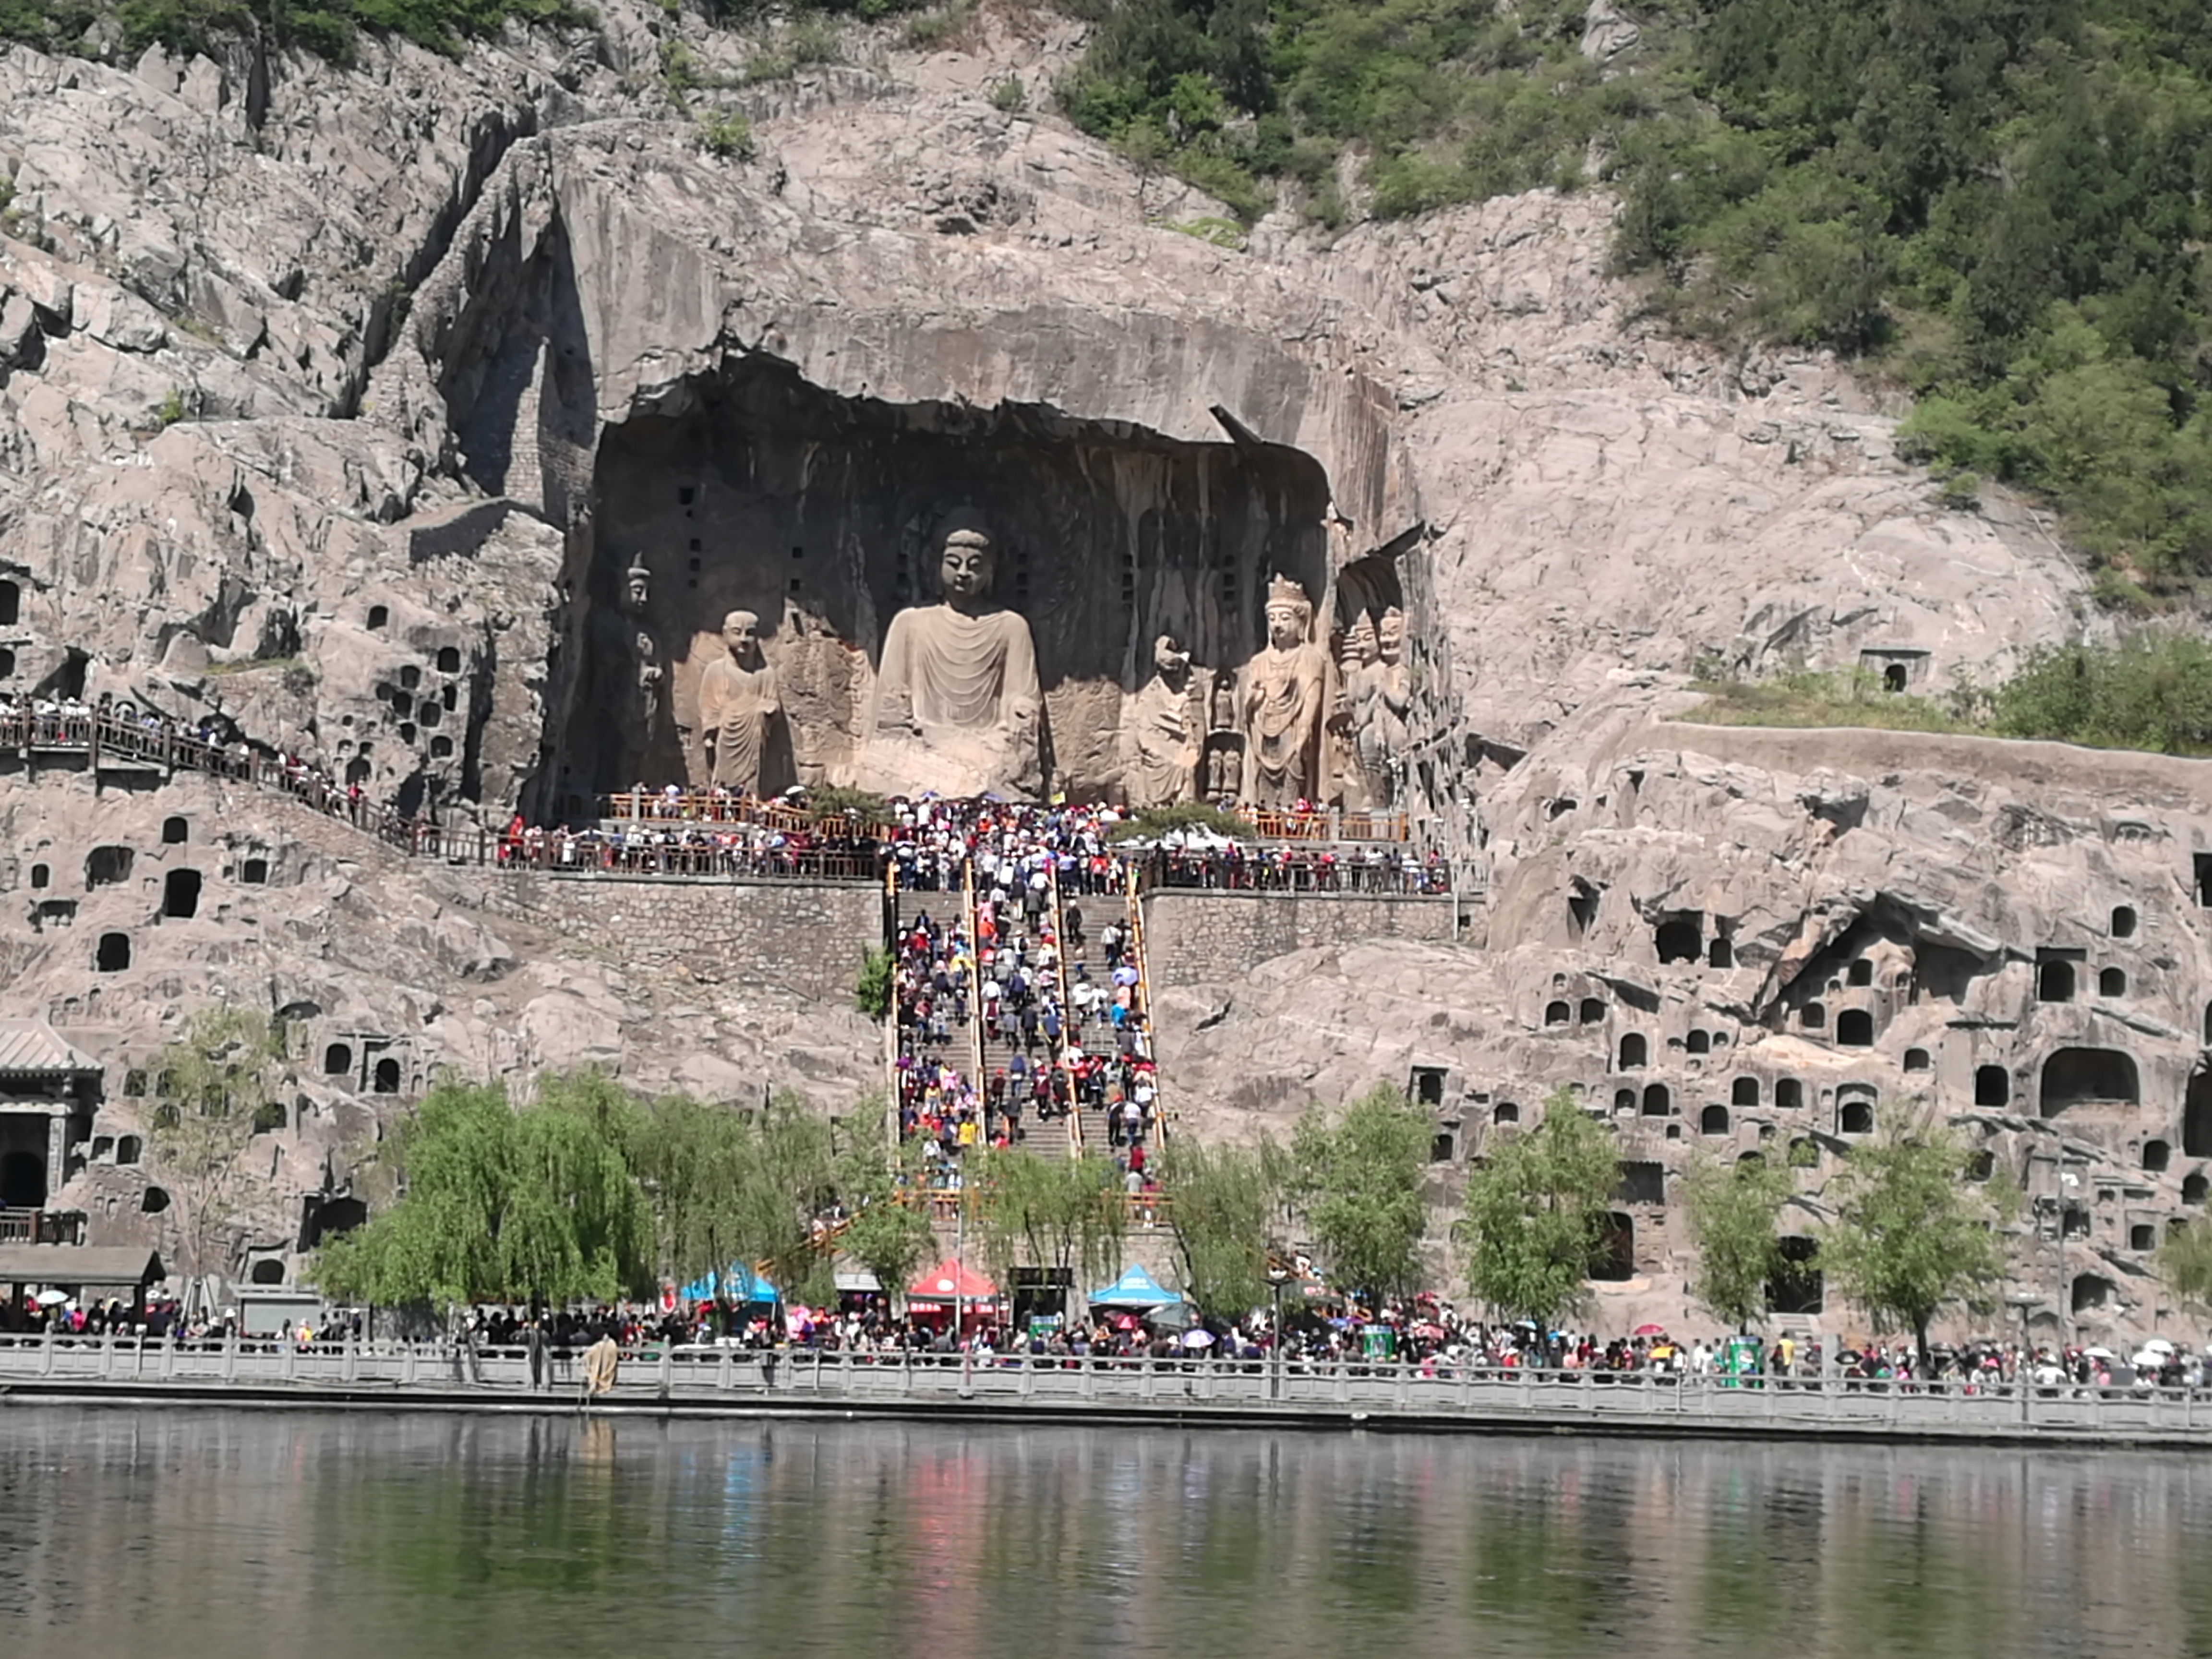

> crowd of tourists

[{"left": 888, "top": 798, "right": 1163, "bottom": 1193}]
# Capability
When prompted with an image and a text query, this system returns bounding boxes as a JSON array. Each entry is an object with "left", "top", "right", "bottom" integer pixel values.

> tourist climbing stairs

[
  {"left": 969, "top": 856, "right": 1070, "bottom": 1161},
  {"left": 1123, "top": 867, "right": 1167, "bottom": 1148}
]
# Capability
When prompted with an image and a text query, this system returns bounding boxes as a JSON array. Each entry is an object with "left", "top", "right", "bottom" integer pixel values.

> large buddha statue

[
  {"left": 698, "top": 609, "right": 781, "bottom": 795},
  {"left": 1241, "top": 575, "right": 1330, "bottom": 806},
  {"left": 859, "top": 518, "right": 1043, "bottom": 797}
]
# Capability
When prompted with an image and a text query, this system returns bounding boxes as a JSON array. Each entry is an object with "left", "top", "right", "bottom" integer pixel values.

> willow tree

[
  {"left": 313, "top": 1079, "right": 653, "bottom": 1312},
  {"left": 621, "top": 1088, "right": 843, "bottom": 1306},
  {"left": 1162, "top": 1137, "right": 1287, "bottom": 1318},
  {"left": 1455, "top": 1088, "right": 1620, "bottom": 1327},
  {"left": 834, "top": 1142, "right": 938, "bottom": 1308},
  {"left": 968, "top": 1149, "right": 1127, "bottom": 1314}
]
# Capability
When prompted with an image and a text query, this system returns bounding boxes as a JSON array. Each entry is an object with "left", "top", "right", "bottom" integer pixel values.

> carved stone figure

[
  {"left": 623, "top": 556, "right": 663, "bottom": 734},
  {"left": 592, "top": 554, "right": 664, "bottom": 780},
  {"left": 1120, "top": 634, "right": 1201, "bottom": 806},
  {"left": 699, "top": 610, "right": 781, "bottom": 794},
  {"left": 859, "top": 518, "right": 1042, "bottom": 797},
  {"left": 1208, "top": 667, "right": 1238, "bottom": 734},
  {"left": 1372, "top": 605, "right": 1410, "bottom": 789},
  {"left": 1333, "top": 613, "right": 1380, "bottom": 811},
  {"left": 1240, "top": 576, "right": 1329, "bottom": 806}
]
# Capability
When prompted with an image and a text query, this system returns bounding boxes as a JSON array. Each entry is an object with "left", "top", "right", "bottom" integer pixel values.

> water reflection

[{"left": 0, "top": 1408, "right": 2204, "bottom": 1657}]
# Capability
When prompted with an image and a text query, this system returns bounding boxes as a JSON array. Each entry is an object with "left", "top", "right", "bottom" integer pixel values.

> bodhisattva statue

[
  {"left": 1241, "top": 576, "right": 1330, "bottom": 807},
  {"left": 624, "top": 557, "right": 662, "bottom": 734},
  {"left": 859, "top": 519, "right": 1042, "bottom": 797},
  {"left": 699, "top": 609, "right": 781, "bottom": 795},
  {"left": 1120, "top": 633, "right": 1201, "bottom": 806}
]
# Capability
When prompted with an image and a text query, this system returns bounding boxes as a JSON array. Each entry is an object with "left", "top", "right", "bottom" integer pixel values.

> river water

[{"left": 0, "top": 1406, "right": 2204, "bottom": 1657}]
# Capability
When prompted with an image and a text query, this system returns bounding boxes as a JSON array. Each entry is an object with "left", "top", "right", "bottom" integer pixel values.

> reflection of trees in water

[{"left": 6, "top": 1411, "right": 2212, "bottom": 1657}]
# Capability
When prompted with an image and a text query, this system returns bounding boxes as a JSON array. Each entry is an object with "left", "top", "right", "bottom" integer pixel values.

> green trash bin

[{"left": 1720, "top": 1334, "right": 1763, "bottom": 1389}]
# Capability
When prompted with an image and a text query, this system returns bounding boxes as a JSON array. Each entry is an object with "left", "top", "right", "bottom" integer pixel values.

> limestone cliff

[{"left": 0, "top": 3, "right": 2152, "bottom": 1337}]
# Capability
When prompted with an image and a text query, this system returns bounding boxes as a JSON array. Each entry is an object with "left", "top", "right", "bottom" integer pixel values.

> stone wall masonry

[
  {"left": 483, "top": 873, "right": 884, "bottom": 1002},
  {"left": 1141, "top": 890, "right": 1458, "bottom": 989}
]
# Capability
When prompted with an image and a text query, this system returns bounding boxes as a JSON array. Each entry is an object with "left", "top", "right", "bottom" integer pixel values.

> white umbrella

[
  {"left": 2141, "top": 1337, "right": 2177, "bottom": 1356},
  {"left": 2082, "top": 1346, "right": 2117, "bottom": 1360},
  {"left": 33, "top": 1288, "right": 66, "bottom": 1307},
  {"left": 1180, "top": 1329, "right": 1215, "bottom": 1348}
]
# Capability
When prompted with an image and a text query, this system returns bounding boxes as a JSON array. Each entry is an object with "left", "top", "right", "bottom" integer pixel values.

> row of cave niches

[
  {"left": 26, "top": 816, "right": 272, "bottom": 973},
  {"left": 345, "top": 647, "right": 468, "bottom": 781}
]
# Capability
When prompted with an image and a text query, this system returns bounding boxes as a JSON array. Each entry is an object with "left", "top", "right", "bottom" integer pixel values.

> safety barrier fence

[
  {"left": 0, "top": 1336, "right": 2203, "bottom": 1436},
  {"left": 3, "top": 712, "right": 1462, "bottom": 893}
]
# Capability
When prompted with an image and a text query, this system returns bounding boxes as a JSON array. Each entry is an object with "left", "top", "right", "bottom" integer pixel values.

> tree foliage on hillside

[
  {"left": 1679, "top": 1153, "right": 1794, "bottom": 1332},
  {"left": 1061, "top": 0, "right": 2212, "bottom": 587}
]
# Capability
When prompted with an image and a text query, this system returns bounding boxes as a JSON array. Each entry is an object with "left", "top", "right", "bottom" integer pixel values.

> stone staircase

[{"left": 969, "top": 857, "right": 1075, "bottom": 1159}]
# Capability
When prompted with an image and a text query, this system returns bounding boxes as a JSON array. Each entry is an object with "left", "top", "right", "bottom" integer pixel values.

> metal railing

[
  {"left": 1127, "top": 848, "right": 1457, "bottom": 895},
  {"left": 0, "top": 1335, "right": 2204, "bottom": 1439}
]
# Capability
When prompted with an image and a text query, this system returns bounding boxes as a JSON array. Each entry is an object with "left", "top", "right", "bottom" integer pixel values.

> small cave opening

[
  {"left": 1731, "top": 1077, "right": 1759, "bottom": 1106},
  {"left": 162, "top": 868, "right": 202, "bottom": 919},
  {"left": 1543, "top": 1000, "right": 1569, "bottom": 1027},
  {"left": 1700, "top": 1104, "right": 1730, "bottom": 1136},
  {"left": 1655, "top": 915, "right": 1703, "bottom": 965},
  {"left": 2040, "top": 1047, "right": 2140, "bottom": 1116},
  {"left": 1618, "top": 1033, "right": 1648, "bottom": 1070},
  {"left": 1492, "top": 1102, "right": 1519, "bottom": 1126},
  {"left": 84, "top": 845, "right": 133, "bottom": 888}
]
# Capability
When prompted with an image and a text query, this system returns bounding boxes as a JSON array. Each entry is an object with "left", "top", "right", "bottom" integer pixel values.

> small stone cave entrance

[
  {"left": 536, "top": 361, "right": 1335, "bottom": 812},
  {"left": 1769, "top": 1236, "right": 1823, "bottom": 1314},
  {"left": 2039, "top": 1047, "right": 2140, "bottom": 1117},
  {"left": 1590, "top": 1214, "right": 1635, "bottom": 1281}
]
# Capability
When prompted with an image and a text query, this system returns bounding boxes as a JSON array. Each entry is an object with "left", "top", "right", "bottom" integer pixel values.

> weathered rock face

[
  {"left": 0, "top": 2, "right": 2147, "bottom": 1330},
  {"left": 1160, "top": 716, "right": 2212, "bottom": 1343}
]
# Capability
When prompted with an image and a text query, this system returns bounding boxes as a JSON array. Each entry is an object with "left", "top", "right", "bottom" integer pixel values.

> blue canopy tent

[
  {"left": 680, "top": 1264, "right": 781, "bottom": 1305},
  {"left": 1088, "top": 1265, "right": 1183, "bottom": 1309}
]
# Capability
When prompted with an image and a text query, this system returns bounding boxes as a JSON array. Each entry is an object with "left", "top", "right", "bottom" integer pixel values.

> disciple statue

[
  {"left": 698, "top": 609, "right": 781, "bottom": 795},
  {"left": 859, "top": 517, "right": 1043, "bottom": 797},
  {"left": 1240, "top": 575, "right": 1330, "bottom": 806},
  {"left": 1119, "top": 634, "right": 1201, "bottom": 806}
]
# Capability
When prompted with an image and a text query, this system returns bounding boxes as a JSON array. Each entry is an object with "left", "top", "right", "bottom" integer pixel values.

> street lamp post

[
  {"left": 1266, "top": 1261, "right": 1290, "bottom": 1403},
  {"left": 2005, "top": 1290, "right": 2042, "bottom": 1425}
]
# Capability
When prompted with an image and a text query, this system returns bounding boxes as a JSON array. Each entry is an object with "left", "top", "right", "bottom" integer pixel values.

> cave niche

[{"left": 539, "top": 362, "right": 1336, "bottom": 812}]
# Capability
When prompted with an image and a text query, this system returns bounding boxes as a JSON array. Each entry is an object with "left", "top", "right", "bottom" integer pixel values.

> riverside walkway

[{"left": 5, "top": 1335, "right": 2211, "bottom": 1448}]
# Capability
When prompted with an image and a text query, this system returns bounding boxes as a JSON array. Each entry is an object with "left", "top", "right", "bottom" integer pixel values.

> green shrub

[
  {"left": 698, "top": 110, "right": 754, "bottom": 158},
  {"left": 988, "top": 72, "right": 1026, "bottom": 113}
]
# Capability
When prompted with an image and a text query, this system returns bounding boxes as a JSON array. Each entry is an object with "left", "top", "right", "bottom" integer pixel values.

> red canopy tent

[{"left": 905, "top": 1257, "right": 1002, "bottom": 1330}]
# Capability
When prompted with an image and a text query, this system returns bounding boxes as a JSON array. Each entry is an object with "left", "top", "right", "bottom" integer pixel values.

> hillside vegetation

[{"left": 1059, "top": 0, "right": 2212, "bottom": 594}]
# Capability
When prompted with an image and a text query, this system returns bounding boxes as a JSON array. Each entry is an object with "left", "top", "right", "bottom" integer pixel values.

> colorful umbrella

[{"left": 1632, "top": 1323, "right": 1668, "bottom": 1337}]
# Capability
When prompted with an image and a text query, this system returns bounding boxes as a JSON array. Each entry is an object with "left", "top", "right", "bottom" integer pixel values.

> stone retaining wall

[
  {"left": 486, "top": 874, "right": 885, "bottom": 1001},
  {"left": 1141, "top": 890, "right": 1460, "bottom": 987}
]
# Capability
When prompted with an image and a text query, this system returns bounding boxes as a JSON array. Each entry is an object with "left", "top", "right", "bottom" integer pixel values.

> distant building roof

[
  {"left": 0, "top": 1021, "right": 101, "bottom": 1078},
  {"left": 0, "top": 1246, "right": 164, "bottom": 1288}
]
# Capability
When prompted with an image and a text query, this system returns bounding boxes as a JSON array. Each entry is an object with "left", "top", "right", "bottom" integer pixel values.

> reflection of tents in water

[{"left": 680, "top": 1264, "right": 781, "bottom": 1304}]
